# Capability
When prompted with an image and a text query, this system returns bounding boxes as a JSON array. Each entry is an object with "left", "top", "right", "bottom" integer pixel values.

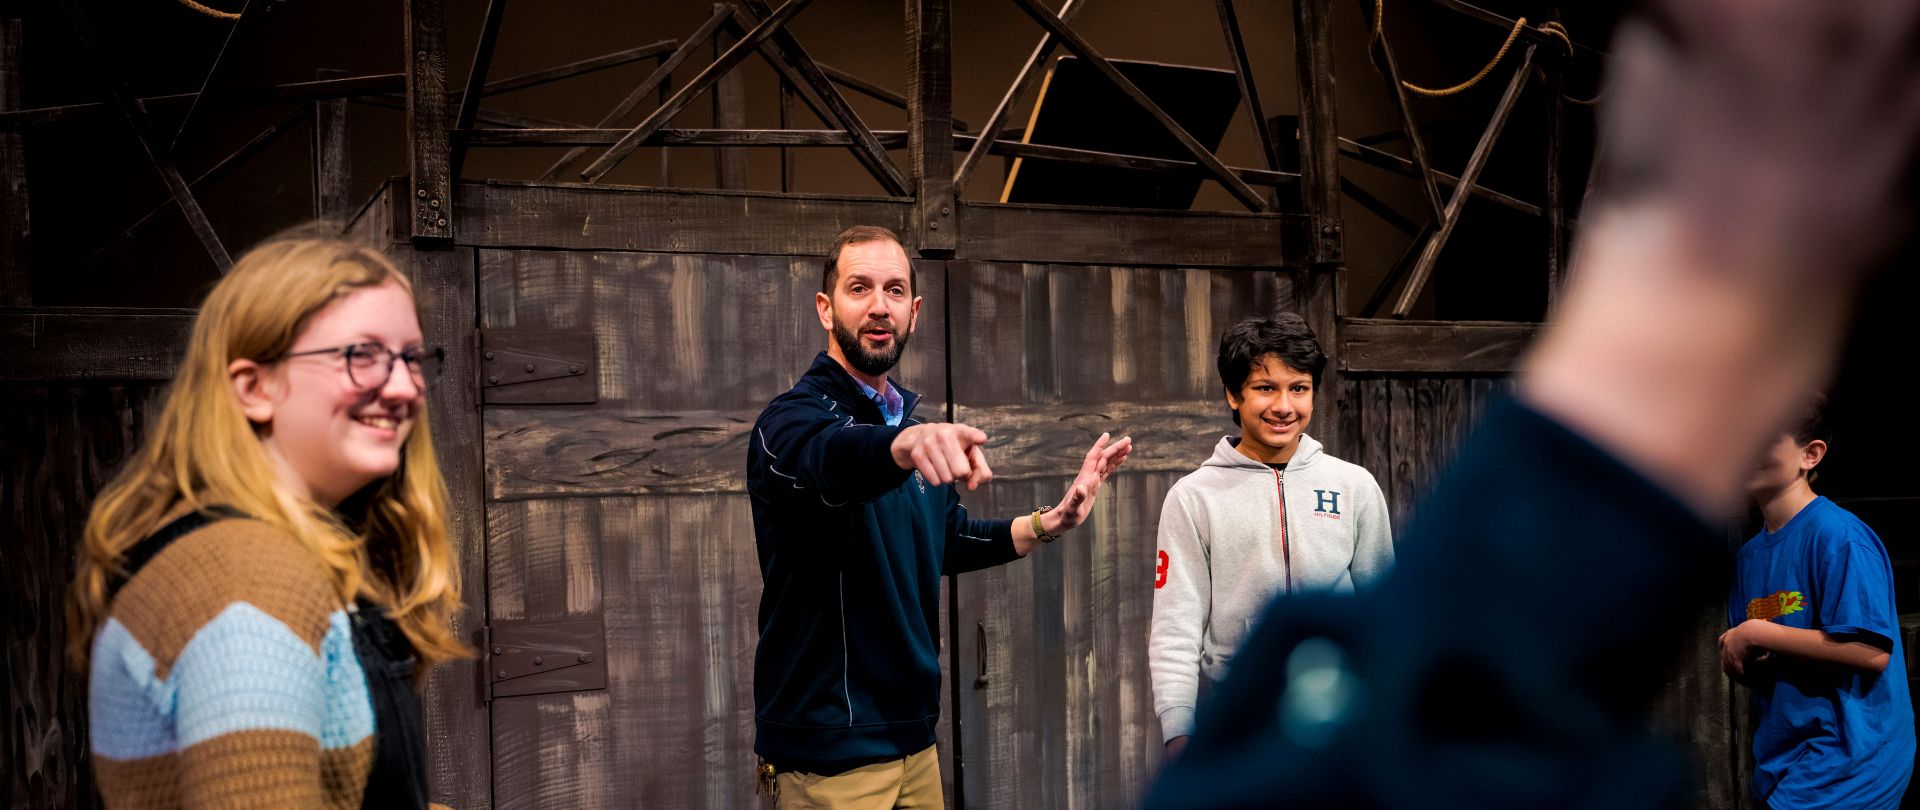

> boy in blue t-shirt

[{"left": 1722, "top": 399, "right": 1914, "bottom": 809}]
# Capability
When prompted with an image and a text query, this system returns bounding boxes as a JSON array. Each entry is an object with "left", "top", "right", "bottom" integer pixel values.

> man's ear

[
  {"left": 816, "top": 291, "right": 834, "bottom": 333},
  {"left": 229, "top": 359, "right": 278, "bottom": 426},
  {"left": 906, "top": 295, "right": 923, "bottom": 335},
  {"left": 1801, "top": 439, "right": 1829, "bottom": 472}
]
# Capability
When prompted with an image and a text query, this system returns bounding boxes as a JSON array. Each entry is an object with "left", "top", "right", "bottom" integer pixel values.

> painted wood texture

[
  {"left": 2, "top": 384, "right": 166, "bottom": 810},
  {"left": 479, "top": 249, "right": 949, "bottom": 807},
  {"left": 948, "top": 260, "right": 1290, "bottom": 808}
]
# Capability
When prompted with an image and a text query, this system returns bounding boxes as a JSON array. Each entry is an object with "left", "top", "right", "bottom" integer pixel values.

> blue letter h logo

[{"left": 1314, "top": 489, "right": 1341, "bottom": 515}]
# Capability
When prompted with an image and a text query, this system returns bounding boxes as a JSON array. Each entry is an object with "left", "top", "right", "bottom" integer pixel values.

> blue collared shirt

[{"left": 854, "top": 378, "right": 904, "bottom": 426}]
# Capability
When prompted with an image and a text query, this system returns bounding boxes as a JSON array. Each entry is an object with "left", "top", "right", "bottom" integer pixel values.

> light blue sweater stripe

[{"left": 89, "top": 604, "right": 375, "bottom": 761}]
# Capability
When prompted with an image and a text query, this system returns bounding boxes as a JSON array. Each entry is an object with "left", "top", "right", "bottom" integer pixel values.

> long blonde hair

[{"left": 69, "top": 232, "right": 468, "bottom": 669}]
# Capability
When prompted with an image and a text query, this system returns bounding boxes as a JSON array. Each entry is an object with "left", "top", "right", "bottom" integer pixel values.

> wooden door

[
  {"left": 475, "top": 248, "right": 949, "bottom": 808},
  {"left": 946, "top": 261, "right": 1291, "bottom": 808}
]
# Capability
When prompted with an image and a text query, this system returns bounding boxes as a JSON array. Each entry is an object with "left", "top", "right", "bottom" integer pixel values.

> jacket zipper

[{"left": 1274, "top": 469, "right": 1292, "bottom": 595}]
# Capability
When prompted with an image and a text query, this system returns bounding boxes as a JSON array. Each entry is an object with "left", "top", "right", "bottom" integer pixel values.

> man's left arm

[{"left": 944, "top": 432, "right": 1134, "bottom": 573}]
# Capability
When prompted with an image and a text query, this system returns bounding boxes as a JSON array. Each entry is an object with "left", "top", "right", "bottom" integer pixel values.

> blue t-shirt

[{"left": 1730, "top": 496, "right": 1914, "bottom": 809}]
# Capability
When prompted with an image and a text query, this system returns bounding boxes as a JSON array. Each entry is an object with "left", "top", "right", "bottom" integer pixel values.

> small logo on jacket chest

[{"left": 1312, "top": 489, "right": 1342, "bottom": 519}]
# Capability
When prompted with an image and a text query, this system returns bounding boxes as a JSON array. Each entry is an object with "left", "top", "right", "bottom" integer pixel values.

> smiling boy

[{"left": 1149, "top": 314, "right": 1394, "bottom": 757}]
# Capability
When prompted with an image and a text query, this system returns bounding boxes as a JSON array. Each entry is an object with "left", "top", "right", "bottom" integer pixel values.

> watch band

[{"left": 1031, "top": 505, "right": 1062, "bottom": 544}]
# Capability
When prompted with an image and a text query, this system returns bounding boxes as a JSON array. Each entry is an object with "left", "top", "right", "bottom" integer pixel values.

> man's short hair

[
  {"left": 823, "top": 226, "right": 910, "bottom": 296},
  {"left": 1217, "top": 314, "right": 1327, "bottom": 424}
]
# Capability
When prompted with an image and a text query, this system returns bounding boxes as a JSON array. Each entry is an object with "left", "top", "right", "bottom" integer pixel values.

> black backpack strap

[{"left": 106, "top": 505, "right": 248, "bottom": 603}]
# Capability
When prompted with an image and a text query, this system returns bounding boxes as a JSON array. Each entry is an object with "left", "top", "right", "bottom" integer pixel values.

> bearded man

[{"left": 745, "top": 226, "right": 1132, "bottom": 809}]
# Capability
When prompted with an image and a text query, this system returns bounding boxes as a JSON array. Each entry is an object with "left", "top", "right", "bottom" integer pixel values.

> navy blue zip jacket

[{"left": 748, "top": 352, "right": 1021, "bottom": 774}]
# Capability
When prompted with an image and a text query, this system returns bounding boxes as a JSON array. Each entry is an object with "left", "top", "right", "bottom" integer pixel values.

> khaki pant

[{"left": 773, "top": 745, "right": 943, "bottom": 810}]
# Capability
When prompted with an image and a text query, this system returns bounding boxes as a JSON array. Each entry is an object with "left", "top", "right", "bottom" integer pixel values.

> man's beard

[{"left": 832, "top": 313, "right": 911, "bottom": 376}]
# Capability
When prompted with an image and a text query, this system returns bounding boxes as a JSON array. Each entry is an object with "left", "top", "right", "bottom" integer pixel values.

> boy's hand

[{"left": 1718, "top": 619, "right": 1776, "bottom": 678}]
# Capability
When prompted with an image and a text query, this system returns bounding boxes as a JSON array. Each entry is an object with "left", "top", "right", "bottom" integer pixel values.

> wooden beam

[
  {"left": 1293, "top": 0, "right": 1342, "bottom": 262},
  {"left": 577, "top": 0, "right": 812, "bottom": 184},
  {"left": 461, "top": 38, "right": 678, "bottom": 99},
  {"left": 456, "top": 181, "right": 910, "bottom": 253},
  {"left": 819, "top": 61, "right": 969, "bottom": 131},
  {"left": 395, "top": 245, "right": 489, "bottom": 810},
  {"left": 451, "top": 0, "right": 508, "bottom": 181},
  {"left": 1544, "top": 13, "right": 1570, "bottom": 312},
  {"left": 1391, "top": 45, "right": 1534, "bottom": 318},
  {"left": 1339, "top": 136, "right": 1540, "bottom": 217},
  {"left": 0, "top": 18, "right": 26, "bottom": 306},
  {"left": 312, "top": 69, "right": 352, "bottom": 220},
  {"left": 712, "top": 6, "right": 750, "bottom": 190},
  {"left": 0, "top": 309, "right": 194, "bottom": 381},
  {"left": 954, "top": 200, "right": 1300, "bottom": 266},
  {"left": 1358, "top": 0, "right": 1443, "bottom": 220},
  {"left": 170, "top": 0, "right": 265, "bottom": 154},
  {"left": 57, "top": 0, "right": 230, "bottom": 272},
  {"left": 467, "top": 128, "right": 908, "bottom": 147},
  {"left": 537, "top": 10, "right": 727, "bottom": 183},
  {"left": 983, "top": 137, "right": 1298, "bottom": 186},
  {"left": 1341, "top": 176, "right": 1420, "bottom": 235},
  {"left": 735, "top": 0, "right": 911, "bottom": 196},
  {"left": 1010, "top": 0, "right": 1267, "bottom": 211},
  {"left": 1215, "top": 0, "right": 1281, "bottom": 208},
  {"left": 1420, "top": 0, "right": 1603, "bottom": 58},
  {"left": 90, "top": 107, "right": 308, "bottom": 264},
  {"left": 406, "top": 0, "right": 452, "bottom": 242},
  {"left": 0, "top": 72, "right": 405, "bottom": 129},
  {"left": 952, "top": 0, "right": 1087, "bottom": 195},
  {"left": 907, "top": 0, "right": 955, "bottom": 251},
  {"left": 1338, "top": 317, "right": 1540, "bottom": 374}
]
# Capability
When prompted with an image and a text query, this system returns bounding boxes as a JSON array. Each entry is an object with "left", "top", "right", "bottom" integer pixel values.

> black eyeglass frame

[{"left": 272, "top": 342, "right": 445, "bottom": 390}]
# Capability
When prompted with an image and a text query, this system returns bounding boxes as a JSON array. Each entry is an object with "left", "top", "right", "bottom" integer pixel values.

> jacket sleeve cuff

[{"left": 1159, "top": 706, "right": 1196, "bottom": 742}]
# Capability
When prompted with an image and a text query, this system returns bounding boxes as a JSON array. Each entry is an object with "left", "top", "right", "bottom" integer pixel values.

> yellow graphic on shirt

[{"left": 1745, "top": 590, "right": 1805, "bottom": 621}]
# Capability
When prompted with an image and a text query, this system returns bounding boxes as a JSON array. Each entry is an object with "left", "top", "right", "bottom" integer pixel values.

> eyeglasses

[{"left": 275, "top": 342, "right": 444, "bottom": 390}]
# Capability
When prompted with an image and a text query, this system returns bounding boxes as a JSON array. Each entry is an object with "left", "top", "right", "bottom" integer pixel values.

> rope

[
  {"left": 1371, "top": 0, "right": 1526, "bottom": 98},
  {"left": 1535, "top": 21, "right": 1603, "bottom": 105},
  {"left": 175, "top": 0, "right": 241, "bottom": 20}
]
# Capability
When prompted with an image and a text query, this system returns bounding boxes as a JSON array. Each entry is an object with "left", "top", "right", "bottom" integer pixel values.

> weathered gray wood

[
  {"left": 398, "top": 245, "right": 489, "bottom": 810},
  {"left": 950, "top": 0, "right": 1086, "bottom": 195},
  {"left": 458, "top": 182, "right": 909, "bottom": 253},
  {"left": 0, "top": 309, "right": 194, "bottom": 382},
  {"left": 312, "top": 69, "right": 352, "bottom": 220},
  {"left": 1293, "top": 0, "right": 1342, "bottom": 263},
  {"left": 1338, "top": 137, "right": 1542, "bottom": 217},
  {"left": 735, "top": 0, "right": 910, "bottom": 196},
  {"left": 450, "top": 0, "right": 508, "bottom": 181},
  {"left": 344, "top": 178, "right": 401, "bottom": 247},
  {"left": 486, "top": 496, "right": 761, "bottom": 808},
  {"left": 3, "top": 384, "right": 167, "bottom": 810},
  {"left": 1392, "top": 45, "right": 1536, "bottom": 318},
  {"left": 955, "top": 201, "right": 1299, "bottom": 267},
  {"left": 1215, "top": 0, "right": 1281, "bottom": 209},
  {"left": 907, "top": 0, "right": 956, "bottom": 251},
  {"left": 0, "top": 18, "right": 24, "bottom": 306},
  {"left": 1385, "top": 378, "right": 1415, "bottom": 528},
  {"left": 168, "top": 0, "right": 262, "bottom": 153},
  {"left": 537, "top": 10, "right": 728, "bottom": 183},
  {"left": 485, "top": 408, "right": 756, "bottom": 499},
  {"left": 712, "top": 6, "right": 749, "bottom": 190},
  {"left": 1009, "top": 0, "right": 1266, "bottom": 212},
  {"left": 1338, "top": 318, "right": 1540, "bottom": 374},
  {"left": 949, "top": 260, "right": 1280, "bottom": 809},
  {"left": 1648, "top": 598, "right": 1742, "bottom": 809},
  {"left": 57, "top": 0, "right": 230, "bottom": 273},
  {"left": 406, "top": 0, "right": 453, "bottom": 242},
  {"left": 1357, "top": 377, "right": 1394, "bottom": 503}
]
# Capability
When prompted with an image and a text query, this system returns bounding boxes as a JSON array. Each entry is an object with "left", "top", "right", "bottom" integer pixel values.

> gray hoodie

[{"left": 1149, "top": 432, "right": 1393, "bottom": 741}]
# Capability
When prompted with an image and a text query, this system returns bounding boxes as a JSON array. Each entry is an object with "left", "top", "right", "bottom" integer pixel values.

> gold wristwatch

[{"left": 1031, "top": 505, "right": 1063, "bottom": 544}]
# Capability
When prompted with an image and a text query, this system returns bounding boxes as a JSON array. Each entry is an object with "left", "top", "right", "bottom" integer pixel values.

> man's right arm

[{"left": 751, "top": 396, "right": 911, "bottom": 506}]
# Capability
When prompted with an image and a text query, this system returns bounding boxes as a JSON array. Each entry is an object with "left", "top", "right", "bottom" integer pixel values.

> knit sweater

[{"left": 89, "top": 514, "right": 377, "bottom": 809}]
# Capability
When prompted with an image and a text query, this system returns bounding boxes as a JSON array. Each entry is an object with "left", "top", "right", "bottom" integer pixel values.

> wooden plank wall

[
  {"left": 947, "top": 261, "right": 1297, "bottom": 809},
  {"left": 2, "top": 385, "right": 167, "bottom": 810},
  {"left": 476, "top": 249, "right": 950, "bottom": 808}
]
